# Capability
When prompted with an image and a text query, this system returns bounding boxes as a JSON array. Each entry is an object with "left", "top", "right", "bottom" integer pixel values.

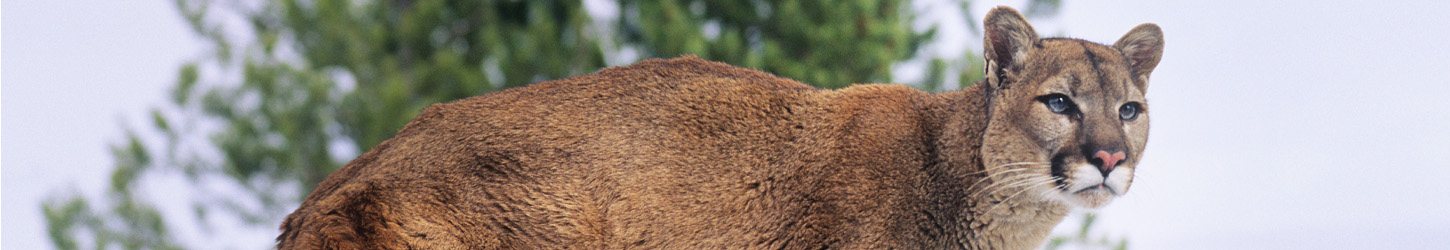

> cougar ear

[
  {"left": 983, "top": 6, "right": 1038, "bottom": 91},
  {"left": 1114, "top": 23, "right": 1164, "bottom": 91}
]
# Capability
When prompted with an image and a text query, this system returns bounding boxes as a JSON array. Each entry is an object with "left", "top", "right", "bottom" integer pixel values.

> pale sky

[{"left": 5, "top": 0, "right": 1450, "bottom": 249}]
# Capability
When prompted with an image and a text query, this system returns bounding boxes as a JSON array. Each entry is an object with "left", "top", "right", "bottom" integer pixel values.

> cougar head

[{"left": 977, "top": 7, "right": 1163, "bottom": 209}]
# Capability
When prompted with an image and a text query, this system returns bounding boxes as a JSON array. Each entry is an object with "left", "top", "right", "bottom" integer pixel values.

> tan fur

[{"left": 277, "top": 7, "right": 1162, "bottom": 250}]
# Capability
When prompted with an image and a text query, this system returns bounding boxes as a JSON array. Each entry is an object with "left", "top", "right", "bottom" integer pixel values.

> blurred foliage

[
  {"left": 1044, "top": 213, "right": 1130, "bottom": 250},
  {"left": 44, "top": 134, "right": 184, "bottom": 250},
  {"left": 42, "top": 0, "right": 1127, "bottom": 250},
  {"left": 617, "top": 0, "right": 930, "bottom": 88}
]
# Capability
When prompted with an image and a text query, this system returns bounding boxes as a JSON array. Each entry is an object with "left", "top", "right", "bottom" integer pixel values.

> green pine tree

[{"left": 616, "top": 0, "right": 931, "bottom": 88}]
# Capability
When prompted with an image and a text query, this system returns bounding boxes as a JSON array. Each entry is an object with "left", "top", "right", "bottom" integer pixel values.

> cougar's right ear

[{"left": 983, "top": 6, "right": 1038, "bottom": 91}]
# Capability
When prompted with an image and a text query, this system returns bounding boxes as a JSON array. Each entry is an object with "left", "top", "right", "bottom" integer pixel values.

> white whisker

[
  {"left": 960, "top": 161, "right": 1048, "bottom": 176},
  {"left": 963, "top": 161, "right": 1048, "bottom": 193},
  {"left": 971, "top": 174, "right": 1041, "bottom": 198},
  {"left": 965, "top": 168, "right": 1029, "bottom": 192},
  {"left": 988, "top": 177, "right": 1056, "bottom": 213}
]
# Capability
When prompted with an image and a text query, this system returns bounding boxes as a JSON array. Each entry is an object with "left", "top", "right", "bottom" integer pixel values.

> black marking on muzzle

[{"left": 1050, "top": 153, "right": 1070, "bottom": 190}]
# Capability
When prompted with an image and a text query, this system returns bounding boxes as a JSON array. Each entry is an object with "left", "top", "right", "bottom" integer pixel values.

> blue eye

[
  {"left": 1048, "top": 97, "right": 1067, "bottom": 112},
  {"left": 1120, "top": 103, "right": 1141, "bottom": 121},
  {"left": 1041, "top": 95, "right": 1074, "bottom": 114}
]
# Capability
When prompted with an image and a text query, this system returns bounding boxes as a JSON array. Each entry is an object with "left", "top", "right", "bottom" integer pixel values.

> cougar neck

[{"left": 922, "top": 83, "right": 1069, "bottom": 249}]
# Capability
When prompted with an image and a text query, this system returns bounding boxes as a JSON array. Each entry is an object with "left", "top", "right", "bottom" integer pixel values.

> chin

[
  {"left": 1050, "top": 164, "right": 1135, "bottom": 209},
  {"left": 1061, "top": 188, "right": 1117, "bottom": 209}
]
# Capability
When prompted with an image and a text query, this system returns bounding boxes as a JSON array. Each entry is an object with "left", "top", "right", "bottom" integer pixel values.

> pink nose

[{"left": 1093, "top": 150, "right": 1127, "bottom": 174}]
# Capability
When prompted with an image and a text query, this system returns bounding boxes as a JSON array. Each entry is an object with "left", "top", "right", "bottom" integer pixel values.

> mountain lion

[{"left": 278, "top": 6, "right": 1163, "bottom": 250}]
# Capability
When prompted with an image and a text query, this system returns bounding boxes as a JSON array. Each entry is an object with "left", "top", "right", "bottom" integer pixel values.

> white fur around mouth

[
  {"left": 1072, "top": 185, "right": 1115, "bottom": 195},
  {"left": 1056, "top": 164, "right": 1133, "bottom": 208}
]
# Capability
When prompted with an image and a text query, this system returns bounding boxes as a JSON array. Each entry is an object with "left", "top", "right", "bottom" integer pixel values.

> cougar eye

[
  {"left": 1038, "top": 94, "right": 1076, "bottom": 114},
  {"left": 1119, "top": 103, "right": 1141, "bottom": 121}
]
